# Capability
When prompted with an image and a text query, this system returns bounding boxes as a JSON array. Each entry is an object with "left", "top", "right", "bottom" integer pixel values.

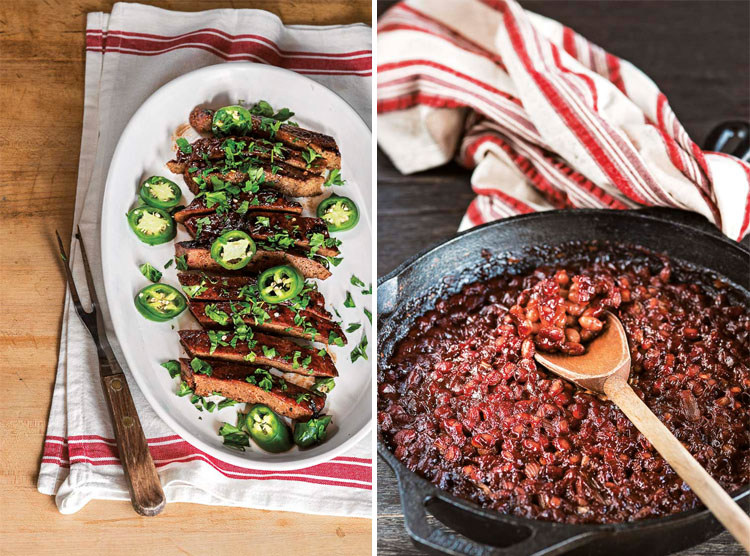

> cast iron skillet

[{"left": 377, "top": 207, "right": 750, "bottom": 556}]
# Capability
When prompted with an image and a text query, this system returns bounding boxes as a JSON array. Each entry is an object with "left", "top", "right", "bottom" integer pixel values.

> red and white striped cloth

[
  {"left": 38, "top": 3, "right": 371, "bottom": 515},
  {"left": 377, "top": 0, "right": 750, "bottom": 240}
]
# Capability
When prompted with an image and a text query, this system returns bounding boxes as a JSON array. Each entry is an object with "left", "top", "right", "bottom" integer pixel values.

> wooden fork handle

[
  {"left": 604, "top": 379, "right": 750, "bottom": 551},
  {"left": 101, "top": 374, "right": 166, "bottom": 516}
]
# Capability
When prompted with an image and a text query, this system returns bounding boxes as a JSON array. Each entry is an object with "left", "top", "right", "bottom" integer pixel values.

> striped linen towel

[
  {"left": 38, "top": 3, "right": 372, "bottom": 516},
  {"left": 377, "top": 0, "right": 750, "bottom": 240}
]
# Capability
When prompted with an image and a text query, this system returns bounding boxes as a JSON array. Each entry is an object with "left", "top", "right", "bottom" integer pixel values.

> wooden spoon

[{"left": 535, "top": 312, "right": 750, "bottom": 550}]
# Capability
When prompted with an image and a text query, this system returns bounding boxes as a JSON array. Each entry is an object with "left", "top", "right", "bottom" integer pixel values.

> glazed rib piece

[
  {"left": 179, "top": 329, "right": 338, "bottom": 377},
  {"left": 182, "top": 211, "right": 340, "bottom": 257},
  {"left": 168, "top": 157, "right": 325, "bottom": 198},
  {"left": 175, "top": 241, "right": 332, "bottom": 280},
  {"left": 187, "top": 300, "right": 346, "bottom": 345},
  {"left": 189, "top": 106, "right": 341, "bottom": 169},
  {"left": 177, "top": 273, "right": 334, "bottom": 321},
  {"left": 173, "top": 190, "right": 301, "bottom": 224},
  {"left": 179, "top": 358, "right": 325, "bottom": 419}
]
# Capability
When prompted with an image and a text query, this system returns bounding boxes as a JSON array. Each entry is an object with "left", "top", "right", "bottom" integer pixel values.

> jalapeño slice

[
  {"left": 139, "top": 176, "right": 182, "bottom": 210},
  {"left": 210, "top": 230, "right": 256, "bottom": 270},
  {"left": 316, "top": 195, "right": 359, "bottom": 232},
  {"left": 134, "top": 284, "right": 187, "bottom": 322},
  {"left": 212, "top": 105, "right": 252, "bottom": 136},
  {"left": 257, "top": 265, "right": 304, "bottom": 304},
  {"left": 243, "top": 404, "right": 292, "bottom": 453},
  {"left": 127, "top": 206, "right": 176, "bottom": 245}
]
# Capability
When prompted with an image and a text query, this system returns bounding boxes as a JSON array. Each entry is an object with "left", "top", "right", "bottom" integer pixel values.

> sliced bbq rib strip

[
  {"left": 179, "top": 358, "right": 325, "bottom": 420},
  {"left": 177, "top": 273, "right": 333, "bottom": 321},
  {"left": 187, "top": 300, "right": 345, "bottom": 345},
  {"left": 175, "top": 241, "right": 332, "bottom": 280},
  {"left": 173, "top": 191, "right": 301, "bottom": 224},
  {"left": 179, "top": 329, "right": 338, "bottom": 377},
  {"left": 175, "top": 161, "right": 325, "bottom": 198},
  {"left": 189, "top": 107, "right": 341, "bottom": 169},
  {"left": 182, "top": 211, "right": 340, "bottom": 257}
]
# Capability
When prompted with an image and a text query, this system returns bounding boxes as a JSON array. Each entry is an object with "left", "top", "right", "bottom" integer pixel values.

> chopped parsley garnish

[
  {"left": 217, "top": 398, "right": 239, "bottom": 411},
  {"left": 218, "top": 422, "right": 250, "bottom": 451},
  {"left": 346, "top": 323, "right": 362, "bottom": 333},
  {"left": 160, "top": 359, "right": 180, "bottom": 378},
  {"left": 204, "top": 304, "right": 230, "bottom": 326},
  {"left": 295, "top": 393, "right": 311, "bottom": 404},
  {"left": 350, "top": 333, "right": 369, "bottom": 363},
  {"left": 176, "top": 137, "right": 192, "bottom": 154},
  {"left": 324, "top": 168, "right": 345, "bottom": 187},
  {"left": 343, "top": 291, "right": 356, "bottom": 308},
  {"left": 182, "top": 282, "right": 207, "bottom": 298},
  {"left": 190, "top": 357, "right": 213, "bottom": 376},
  {"left": 176, "top": 381, "right": 193, "bottom": 397},
  {"left": 194, "top": 216, "right": 211, "bottom": 238},
  {"left": 175, "top": 255, "right": 188, "bottom": 271},
  {"left": 364, "top": 308, "right": 372, "bottom": 323},
  {"left": 139, "top": 263, "right": 162, "bottom": 283},
  {"left": 164, "top": 258, "right": 174, "bottom": 269},
  {"left": 256, "top": 215, "right": 271, "bottom": 228},
  {"left": 301, "top": 147, "right": 322, "bottom": 168},
  {"left": 350, "top": 275, "right": 366, "bottom": 288},
  {"left": 261, "top": 345, "right": 277, "bottom": 359},
  {"left": 312, "top": 377, "right": 336, "bottom": 394},
  {"left": 328, "top": 331, "right": 345, "bottom": 347}
]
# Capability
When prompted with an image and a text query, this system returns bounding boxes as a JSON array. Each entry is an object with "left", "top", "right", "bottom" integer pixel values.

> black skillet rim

[{"left": 376, "top": 208, "right": 750, "bottom": 539}]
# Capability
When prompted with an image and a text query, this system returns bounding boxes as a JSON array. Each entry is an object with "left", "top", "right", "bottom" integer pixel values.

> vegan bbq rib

[
  {"left": 179, "top": 330, "right": 338, "bottom": 377},
  {"left": 182, "top": 211, "right": 340, "bottom": 258},
  {"left": 179, "top": 358, "right": 324, "bottom": 420},
  {"left": 187, "top": 300, "right": 345, "bottom": 345},
  {"left": 169, "top": 157, "right": 325, "bottom": 198},
  {"left": 189, "top": 106, "right": 341, "bottom": 169},
  {"left": 175, "top": 241, "right": 332, "bottom": 280},
  {"left": 173, "top": 189, "right": 301, "bottom": 224},
  {"left": 177, "top": 273, "right": 334, "bottom": 321}
]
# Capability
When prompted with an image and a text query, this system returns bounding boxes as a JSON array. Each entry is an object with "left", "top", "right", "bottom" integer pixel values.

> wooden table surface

[
  {"left": 376, "top": 1, "right": 749, "bottom": 555},
  {"left": 0, "top": 2, "right": 372, "bottom": 555}
]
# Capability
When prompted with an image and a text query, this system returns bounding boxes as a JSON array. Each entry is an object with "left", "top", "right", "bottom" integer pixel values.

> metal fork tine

[
  {"left": 76, "top": 226, "right": 99, "bottom": 312},
  {"left": 55, "top": 230, "right": 91, "bottom": 319}
]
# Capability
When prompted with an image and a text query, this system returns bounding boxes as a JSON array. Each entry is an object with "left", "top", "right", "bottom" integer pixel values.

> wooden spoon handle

[
  {"left": 604, "top": 379, "right": 750, "bottom": 550},
  {"left": 101, "top": 374, "right": 166, "bottom": 516}
]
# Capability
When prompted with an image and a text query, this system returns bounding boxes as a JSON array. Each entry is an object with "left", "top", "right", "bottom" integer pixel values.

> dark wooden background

[{"left": 376, "top": 1, "right": 750, "bottom": 555}]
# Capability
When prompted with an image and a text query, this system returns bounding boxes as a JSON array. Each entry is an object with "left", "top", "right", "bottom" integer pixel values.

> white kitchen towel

[
  {"left": 38, "top": 3, "right": 372, "bottom": 517},
  {"left": 377, "top": 0, "right": 750, "bottom": 240}
]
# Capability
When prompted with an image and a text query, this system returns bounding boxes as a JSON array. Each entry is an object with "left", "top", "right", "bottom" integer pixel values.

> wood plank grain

[{"left": 0, "top": 0, "right": 372, "bottom": 553}]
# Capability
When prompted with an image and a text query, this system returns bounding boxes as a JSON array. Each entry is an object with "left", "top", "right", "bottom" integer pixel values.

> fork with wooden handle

[{"left": 56, "top": 229, "right": 166, "bottom": 516}]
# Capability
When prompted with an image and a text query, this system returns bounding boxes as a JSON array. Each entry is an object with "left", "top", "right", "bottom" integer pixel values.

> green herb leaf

[
  {"left": 312, "top": 377, "right": 336, "bottom": 394},
  {"left": 261, "top": 345, "right": 277, "bottom": 359},
  {"left": 301, "top": 147, "right": 322, "bottom": 168},
  {"left": 346, "top": 322, "right": 361, "bottom": 333},
  {"left": 249, "top": 100, "right": 274, "bottom": 117},
  {"left": 164, "top": 258, "right": 174, "bottom": 269},
  {"left": 176, "top": 137, "right": 192, "bottom": 154},
  {"left": 139, "top": 263, "right": 162, "bottom": 283},
  {"left": 161, "top": 359, "right": 180, "bottom": 378},
  {"left": 324, "top": 168, "right": 345, "bottom": 187},
  {"left": 236, "top": 200, "right": 250, "bottom": 214},
  {"left": 256, "top": 215, "right": 271, "bottom": 228},
  {"left": 190, "top": 357, "right": 213, "bottom": 376},
  {"left": 364, "top": 307, "right": 372, "bottom": 324},
  {"left": 182, "top": 283, "right": 207, "bottom": 298},
  {"left": 176, "top": 381, "right": 193, "bottom": 397},
  {"left": 344, "top": 291, "right": 356, "bottom": 308},
  {"left": 217, "top": 398, "right": 239, "bottom": 410},
  {"left": 328, "top": 331, "right": 345, "bottom": 348},
  {"left": 205, "top": 304, "right": 230, "bottom": 326},
  {"left": 350, "top": 333, "right": 369, "bottom": 363},
  {"left": 175, "top": 255, "right": 188, "bottom": 271},
  {"left": 218, "top": 422, "right": 250, "bottom": 451},
  {"left": 350, "top": 275, "right": 366, "bottom": 288}
]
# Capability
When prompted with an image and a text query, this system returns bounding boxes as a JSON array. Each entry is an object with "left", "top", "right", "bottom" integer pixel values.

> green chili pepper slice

[
  {"left": 293, "top": 415, "right": 332, "bottom": 448},
  {"left": 210, "top": 230, "right": 256, "bottom": 270},
  {"left": 127, "top": 206, "right": 176, "bottom": 245},
  {"left": 139, "top": 176, "right": 182, "bottom": 210},
  {"left": 257, "top": 265, "right": 304, "bottom": 304},
  {"left": 316, "top": 195, "right": 359, "bottom": 232},
  {"left": 134, "top": 284, "right": 187, "bottom": 322},
  {"left": 212, "top": 105, "right": 252, "bottom": 136},
  {"left": 243, "top": 404, "right": 292, "bottom": 453}
]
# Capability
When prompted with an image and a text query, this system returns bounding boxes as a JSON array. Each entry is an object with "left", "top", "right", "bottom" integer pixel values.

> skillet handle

[
  {"left": 397, "top": 470, "right": 596, "bottom": 556},
  {"left": 703, "top": 120, "right": 749, "bottom": 161}
]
